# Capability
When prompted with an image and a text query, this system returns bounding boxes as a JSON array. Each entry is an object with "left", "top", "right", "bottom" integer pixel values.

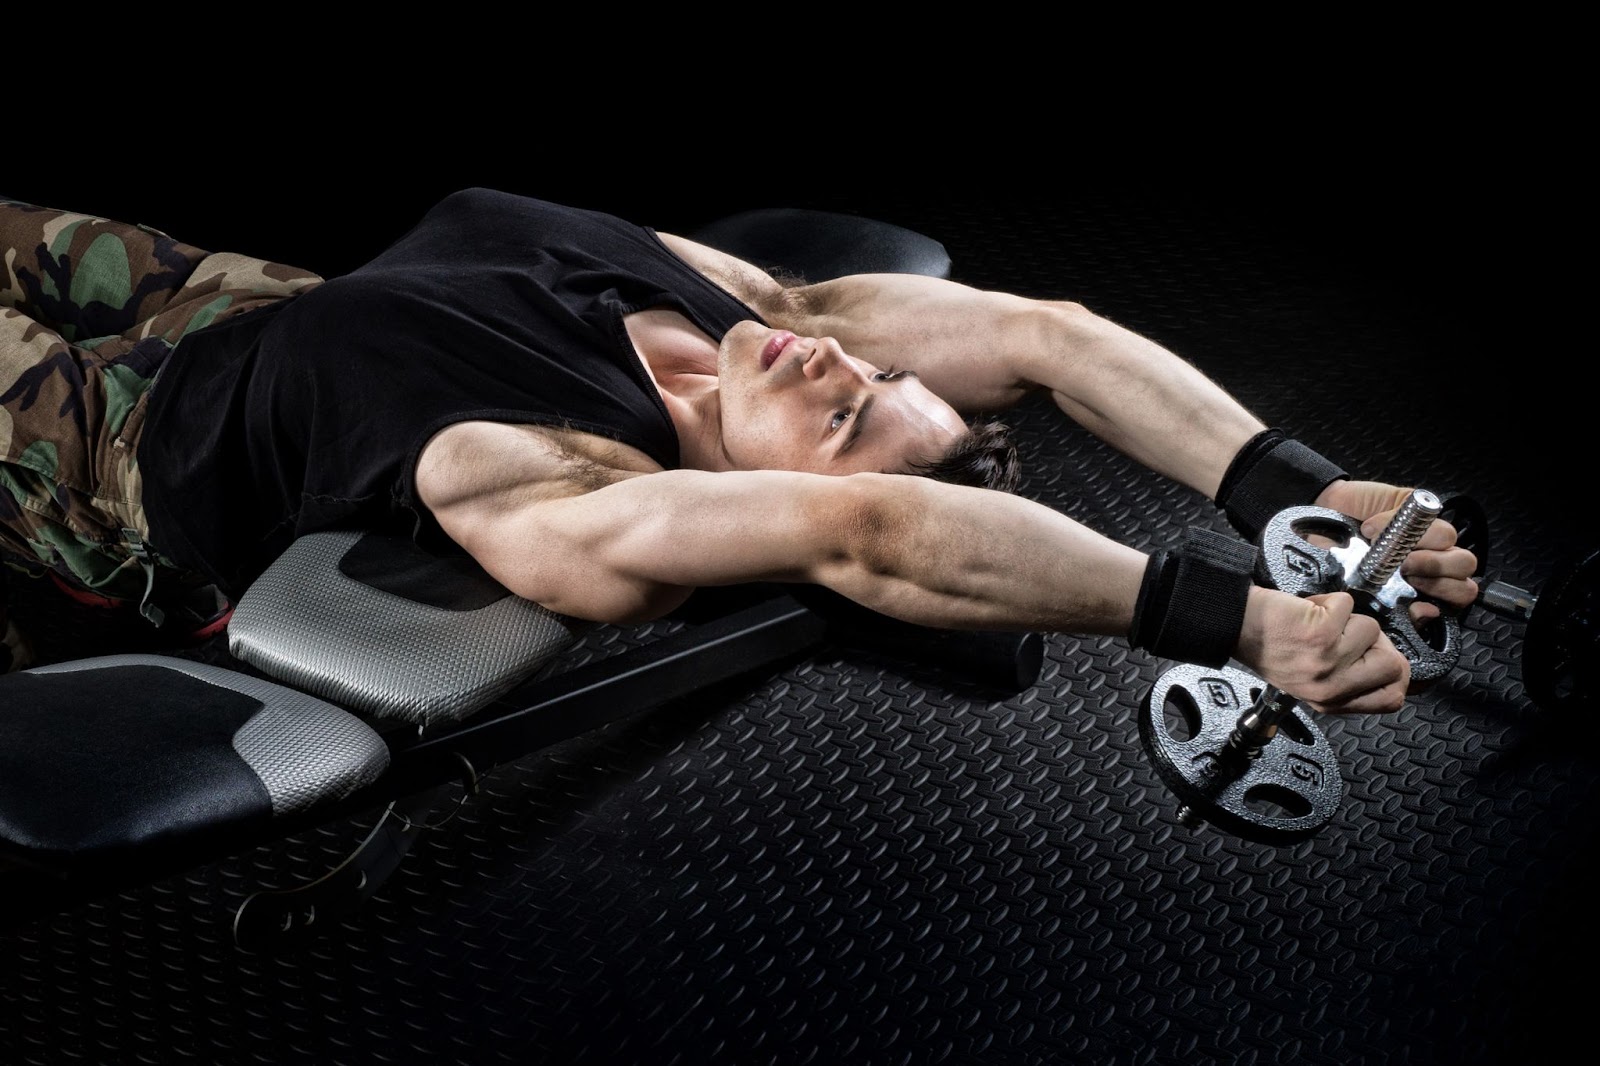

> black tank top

[{"left": 138, "top": 188, "right": 762, "bottom": 598}]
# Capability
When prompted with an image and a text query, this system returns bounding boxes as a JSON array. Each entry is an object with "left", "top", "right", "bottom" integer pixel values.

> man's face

[{"left": 715, "top": 321, "right": 967, "bottom": 475}]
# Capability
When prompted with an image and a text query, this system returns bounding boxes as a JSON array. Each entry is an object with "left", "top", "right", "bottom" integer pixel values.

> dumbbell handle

[
  {"left": 1225, "top": 685, "right": 1299, "bottom": 759},
  {"left": 1354, "top": 489, "right": 1442, "bottom": 595},
  {"left": 1364, "top": 489, "right": 1538, "bottom": 623},
  {"left": 1176, "top": 682, "right": 1302, "bottom": 827},
  {"left": 1234, "top": 685, "right": 1297, "bottom": 741}
]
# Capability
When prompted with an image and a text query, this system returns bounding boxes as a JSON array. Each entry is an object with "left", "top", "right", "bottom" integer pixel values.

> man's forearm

[
  {"left": 818, "top": 474, "right": 1149, "bottom": 635},
  {"left": 1026, "top": 303, "right": 1265, "bottom": 500},
  {"left": 478, "top": 467, "right": 1146, "bottom": 635},
  {"left": 766, "top": 275, "right": 1265, "bottom": 497}
]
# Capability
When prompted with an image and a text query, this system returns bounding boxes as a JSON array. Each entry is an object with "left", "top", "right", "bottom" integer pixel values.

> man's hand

[
  {"left": 1315, "top": 479, "right": 1481, "bottom": 620},
  {"left": 1233, "top": 585, "right": 1412, "bottom": 714}
]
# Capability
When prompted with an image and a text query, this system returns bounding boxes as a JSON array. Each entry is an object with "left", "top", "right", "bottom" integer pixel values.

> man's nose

[{"left": 801, "top": 338, "right": 851, "bottom": 381}]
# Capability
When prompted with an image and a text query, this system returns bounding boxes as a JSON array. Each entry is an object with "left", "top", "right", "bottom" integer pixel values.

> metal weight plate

[
  {"left": 1524, "top": 545, "right": 1600, "bottom": 714},
  {"left": 1434, "top": 492, "right": 1491, "bottom": 580},
  {"left": 1378, "top": 606, "right": 1461, "bottom": 685},
  {"left": 1256, "top": 506, "right": 1461, "bottom": 684},
  {"left": 1138, "top": 663, "right": 1343, "bottom": 843},
  {"left": 1256, "top": 506, "right": 1359, "bottom": 598}
]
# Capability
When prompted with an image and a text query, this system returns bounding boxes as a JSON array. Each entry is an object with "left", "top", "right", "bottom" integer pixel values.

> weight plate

[
  {"left": 1524, "top": 545, "right": 1600, "bottom": 714},
  {"left": 1256, "top": 506, "right": 1358, "bottom": 598},
  {"left": 1434, "top": 492, "right": 1491, "bottom": 579},
  {"left": 1257, "top": 505, "right": 1461, "bottom": 684},
  {"left": 1138, "top": 663, "right": 1343, "bottom": 843},
  {"left": 1378, "top": 601, "right": 1461, "bottom": 685}
]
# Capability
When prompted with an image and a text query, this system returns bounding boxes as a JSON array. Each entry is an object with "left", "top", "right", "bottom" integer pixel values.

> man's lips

[{"left": 761, "top": 331, "right": 796, "bottom": 371}]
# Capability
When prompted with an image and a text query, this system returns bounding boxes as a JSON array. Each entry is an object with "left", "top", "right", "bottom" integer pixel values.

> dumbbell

[
  {"left": 1133, "top": 497, "right": 1447, "bottom": 842},
  {"left": 1255, "top": 490, "right": 1597, "bottom": 713},
  {"left": 1138, "top": 492, "right": 1597, "bottom": 842},
  {"left": 1139, "top": 665, "right": 1344, "bottom": 843}
]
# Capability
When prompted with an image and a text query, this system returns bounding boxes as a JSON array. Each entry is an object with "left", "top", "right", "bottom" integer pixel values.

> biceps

[{"left": 453, "top": 470, "right": 860, "bottom": 624}]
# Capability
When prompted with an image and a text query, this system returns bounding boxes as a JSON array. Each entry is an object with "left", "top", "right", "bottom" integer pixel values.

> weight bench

[{"left": 0, "top": 205, "right": 1040, "bottom": 947}]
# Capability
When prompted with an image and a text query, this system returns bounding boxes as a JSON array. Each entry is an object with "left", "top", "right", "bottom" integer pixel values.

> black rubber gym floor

[{"left": 1, "top": 173, "right": 1590, "bottom": 1066}]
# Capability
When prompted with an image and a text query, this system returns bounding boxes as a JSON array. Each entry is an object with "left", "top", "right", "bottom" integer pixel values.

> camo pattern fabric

[{"left": 1, "top": 197, "right": 323, "bottom": 606}]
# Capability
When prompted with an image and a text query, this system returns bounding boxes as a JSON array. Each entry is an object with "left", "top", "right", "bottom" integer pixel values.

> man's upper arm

[
  {"left": 657, "top": 230, "right": 1080, "bottom": 414},
  {"left": 773, "top": 273, "right": 1062, "bottom": 413},
  {"left": 433, "top": 467, "right": 868, "bottom": 624},
  {"left": 658, "top": 229, "right": 1051, "bottom": 413}
]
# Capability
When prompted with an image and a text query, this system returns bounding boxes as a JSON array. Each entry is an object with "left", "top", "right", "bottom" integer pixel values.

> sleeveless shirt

[{"left": 138, "top": 188, "right": 762, "bottom": 597}]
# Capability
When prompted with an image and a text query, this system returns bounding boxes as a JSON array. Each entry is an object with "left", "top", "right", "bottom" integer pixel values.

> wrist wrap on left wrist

[
  {"left": 1129, "top": 527, "right": 1258, "bottom": 668},
  {"left": 1216, "top": 428, "right": 1348, "bottom": 541}
]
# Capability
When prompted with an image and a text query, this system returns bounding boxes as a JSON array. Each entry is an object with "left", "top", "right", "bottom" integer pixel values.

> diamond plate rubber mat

[{"left": 1, "top": 187, "right": 1589, "bottom": 1066}]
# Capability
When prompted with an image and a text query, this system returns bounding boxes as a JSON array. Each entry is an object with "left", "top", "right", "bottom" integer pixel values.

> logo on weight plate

[
  {"left": 1201, "top": 678, "right": 1237, "bottom": 709},
  {"left": 1284, "top": 544, "right": 1322, "bottom": 580},
  {"left": 1286, "top": 753, "right": 1324, "bottom": 787}
]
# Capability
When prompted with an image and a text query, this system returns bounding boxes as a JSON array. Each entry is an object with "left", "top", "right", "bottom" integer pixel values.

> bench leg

[{"left": 231, "top": 784, "right": 456, "bottom": 952}]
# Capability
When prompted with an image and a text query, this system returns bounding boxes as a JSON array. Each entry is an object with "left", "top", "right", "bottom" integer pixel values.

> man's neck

[{"left": 623, "top": 309, "right": 730, "bottom": 472}]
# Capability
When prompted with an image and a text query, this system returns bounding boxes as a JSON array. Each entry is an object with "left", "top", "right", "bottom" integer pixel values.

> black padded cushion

[
  {"left": 689, "top": 208, "right": 952, "bottom": 282},
  {"left": 0, "top": 667, "right": 270, "bottom": 861}
]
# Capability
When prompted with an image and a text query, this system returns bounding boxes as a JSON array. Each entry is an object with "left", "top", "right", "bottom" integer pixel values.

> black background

[{"left": 7, "top": 114, "right": 1576, "bottom": 443}]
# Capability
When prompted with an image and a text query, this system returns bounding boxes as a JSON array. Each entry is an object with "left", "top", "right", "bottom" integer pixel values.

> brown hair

[{"left": 907, "top": 418, "right": 1022, "bottom": 493}]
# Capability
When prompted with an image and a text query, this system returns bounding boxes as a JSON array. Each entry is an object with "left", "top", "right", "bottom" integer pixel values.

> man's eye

[
  {"left": 872, "top": 365, "right": 900, "bottom": 382},
  {"left": 830, "top": 409, "right": 851, "bottom": 431}
]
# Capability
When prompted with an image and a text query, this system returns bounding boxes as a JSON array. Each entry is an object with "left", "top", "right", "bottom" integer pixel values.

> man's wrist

[
  {"left": 1215, "top": 429, "right": 1349, "bottom": 541},
  {"left": 1129, "top": 527, "right": 1258, "bottom": 667},
  {"left": 1312, "top": 478, "right": 1352, "bottom": 512}
]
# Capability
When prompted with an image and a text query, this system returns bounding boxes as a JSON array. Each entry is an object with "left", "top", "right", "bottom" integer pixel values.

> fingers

[
  {"left": 1298, "top": 592, "right": 1410, "bottom": 715},
  {"left": 1307, "top": 589, "right": 1355, "bottom": 630},
  {"left": 1401, "top": 543, "right": 1477, "bottom": 579},
  {"left": 1406, "top": 537, "right": 1478, "bottom": 609},
  {"left": 1241, "top": 589, "right": 1413, "bottom": 717},
  {"left": 1409, "top": 575, "right": 1480, "bottom": 610},
  {"left": 1407, "top": 600, "right": 1441, "bottom": 624},
  {"left": 1359, "top": 511, "right": 1459, "bottom": 553},
  {"left": 1407, "top": 542, "right": 1480, "bottom": 609},
  {"left": 1274, "top": 484, "right": 1495, "bottom": 714},
  {"left": 1355, "top": 510, "right": 1480, "bottom": 609},
  {"left": 1331, "top": 632, "right": 1411, "bottom": 714},
  {"left": 1329, "top": 613, "right": 1408, "bottom": 706}
]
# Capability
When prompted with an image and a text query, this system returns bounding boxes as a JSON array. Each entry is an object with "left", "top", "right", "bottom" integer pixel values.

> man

[{"left": 1, "top": 188, "right": 1478, "bottom": 713}]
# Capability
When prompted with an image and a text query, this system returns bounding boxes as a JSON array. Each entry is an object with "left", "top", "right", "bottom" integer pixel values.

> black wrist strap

[
  {"left": 1216, "top": 429, "right": 1348, "bottom": 541},
  {"left": 1129, "top": 527, "right": 1258, "bottom": 667}
]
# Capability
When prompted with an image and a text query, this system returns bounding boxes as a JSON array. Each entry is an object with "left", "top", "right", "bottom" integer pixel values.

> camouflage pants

[{"left": 1, "top": 197, "right": 323, "bottom": 614}]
